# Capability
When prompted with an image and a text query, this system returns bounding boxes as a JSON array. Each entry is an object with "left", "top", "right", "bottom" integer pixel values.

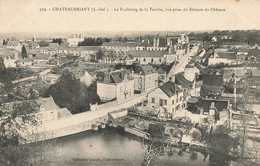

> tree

[
  {"left": 21, "top": 45, "right": 27, "bottom": 59},
  {"left": 123, "top": 37, "right": 128, "bottom": 42},
  {"left": 191, "top": 130, "right": 201, "bottom": 141},
  {"left": 0, "top": 57, "right": 6, "bottom": 72},
  {"left": 0, "top": 99, "right": 61, "bottom": 165},
  {"left": 96, "top": 49, "right": 104, "bottom": 60},
  {"left": 52, "top": 38, "right": 63, "bottom": 45},
  {"left": 44, "top": 70, "right": 101, "bottom": 114},
  {"left": 213, "top": 30, "right": 221, "bottom": 36},
  {"left": 3, "top": 39, "right": 7, "bottom": 45},
  {"left": 202, "top": 33, "right": 210, "bottom": 43},
  {"left": 139, "top": 124, "right": 169, "bottom": 166},
  {"left": 38, "top": 40, "right": 49, "bottom": 47}
]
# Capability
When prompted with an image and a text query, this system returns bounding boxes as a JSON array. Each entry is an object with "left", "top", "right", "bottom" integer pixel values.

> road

[
  {"left": 36, "top": 91, "right": 149, "bottom": 133},
  {"left": 166, "top": 46, "right": 200, "bottom": 81},
  {"left": 166, "top": 52, "right": 191, "bottom": 80}
]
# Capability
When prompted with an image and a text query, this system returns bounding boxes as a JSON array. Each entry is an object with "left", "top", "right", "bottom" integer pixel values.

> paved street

[
  {"left": 37, "top": 91, "right": 149, "bottom": 133},
  {"left": 166, "top": 51, "right": 192, "bottom": 80}
]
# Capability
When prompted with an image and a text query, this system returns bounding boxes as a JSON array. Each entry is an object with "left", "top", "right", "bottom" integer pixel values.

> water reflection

[{"left": 48, "top": 127, "right": 222, "bottom": 166}]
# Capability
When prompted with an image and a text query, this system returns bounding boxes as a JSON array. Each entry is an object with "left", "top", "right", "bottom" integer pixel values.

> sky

[{"left": 0, "top": 0, "right": 260, "bottom": 33}]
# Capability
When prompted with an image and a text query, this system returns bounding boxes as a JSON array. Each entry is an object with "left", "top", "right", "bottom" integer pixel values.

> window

[
  {"left": 172, "top": 108, "right": 175, "bottom": 112},
  {"left": 159, "top": 99, "right": 163, "bottom": 106},
  {"left": 38, "top": 114, "right": 43, "bottom": 119},
  {"left": 143, "top": 58, "right": 146, "bottom": 62},
  {"left": 172, "top": 100, "right": 175, "bottom": 105},
  {"left": 50, "top": 112, "right": 54, "bottom": 120},
  {"left": 151, "top": 58, "right": 154, "bottom": 63},
  {"left": 176, "top": 98, "right": 178, "bottom": 103},
  {"left": 151, "top": 98, "right": 155, "bottom": 103},
  {"left": 180, "top": 97, "right": 182, "bottom": 101},
  {"left": 138, "top": 83, "right": 142, "bottom": 89},
  {"left": 163, "top": 100, "right": 167, "bottom": 105}
]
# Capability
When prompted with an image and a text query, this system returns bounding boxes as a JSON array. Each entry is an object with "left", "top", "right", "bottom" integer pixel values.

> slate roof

[
  {"left": 34, "top": 53, "right": 50, "bottom": 60},
  {"left": 134, "top": 65, "right": 157, "bottom": 75},
  {"left": 7, "top": 41, "right": 20, "bottom": 46},
  {"left": 175, "top": 72, "right": 193, "bottom": 89},
  {"left": 197, "top": 98, "right": 229, "bottom": 113},
  {"left": 201, "top": 84, "right": 224, "bottom": 94},
  {"left": 0, "top": 49, "right": 18, "bottom": 58},
  {"left": 76, "top": 46, "right": 100, "bottom": 51},
  {"left": 248, "top": 49, "right": 260, "bottom": 57},
  {"left": 38, "top": 96, "right": 60, "bottom": 112},
  {"left": 125, "top": 54, "right": 133, "bottom": 60},
  {"left": 0, "top": 97, "right": 59, "bottom": 114},
  {"left": 222, "top": 42, "right": 248, "bottom": 46},
  {"left": 202, "top": 49, "right": 214, "bottom": 59},
  {"left": 26, "top": 49, "right": 38, "bottom": 55},
  {"left": 111, "top": 72, "right": 123, "bottom": 83},
  {"left": 159, "top": 81, "right": 183, "bottom": 98},
  {"left": 252, "top": 70, "right": 260, "bottom": 77},
  {"left": 215, "top": 52, "right": 236, "bottom": 59},
  {"left": 102, "top": 42, "right": 138, "bottom": 47},
  {"left": 16, "top": 58, "right": 33, "bottom": 63},
  {"left": 157, "top": 67, "right": 166, "bottom": 74},
  {"left": 202, "top": 74, "right": 223, "bottom": 86},
  {"left": 128, "top": 50, "right": 165, "bottom": 58}
]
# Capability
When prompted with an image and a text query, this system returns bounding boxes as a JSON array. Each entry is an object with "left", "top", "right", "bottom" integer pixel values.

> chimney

[
  {"left": 169, "top": 75, "right": 175, "bottom": 83},
  {"left": 104, "top": 72, "right": 110, "bottom": 83},
  {"left": 210, "top": 102, "right": 215, "bottom": 108}
]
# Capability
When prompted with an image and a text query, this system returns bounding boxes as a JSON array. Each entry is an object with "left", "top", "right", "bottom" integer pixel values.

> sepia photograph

[{"left": 0, "top": 0, "right": 260, "bottom": 165}]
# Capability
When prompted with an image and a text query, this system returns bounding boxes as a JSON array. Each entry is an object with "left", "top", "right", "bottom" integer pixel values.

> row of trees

[
  {"left": 78, "top": 37, "right": 110, "bottom": 46},
  {"left": 189, "top": 30, "right": 260, "bottom": 44},
  {"left": 51, "top": 38, "right": 63, "bottom": 45}
]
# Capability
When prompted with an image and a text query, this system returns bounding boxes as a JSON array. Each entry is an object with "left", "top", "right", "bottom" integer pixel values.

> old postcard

[{"left": 0, "top": 0, "right": 260, "bottom": 165}]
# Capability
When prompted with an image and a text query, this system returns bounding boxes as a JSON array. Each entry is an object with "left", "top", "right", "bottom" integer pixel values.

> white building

[
  {"left": 97, "top": 69, "right": 134, "bottom": 101},
  {"left": 128, "top": 50, "right": 165, "bottom": 65},
  {"left": 147, "top": 81, "right": 184, "bottom": 115},
  {"left": 67, "top": 34, "right": 84, "bottom": 47},
  {"left": 0, "top": 49, "right": 19, "bottom": 67},
  {"left": 132, "top": 65, "right": 158, "bottom": 93}
]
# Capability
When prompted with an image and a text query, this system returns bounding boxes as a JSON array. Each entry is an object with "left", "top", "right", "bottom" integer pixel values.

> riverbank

[
  {"left": 46, "top": 127, "right": 211, "bottom": 166},
  {"left": 116, "top": 115, "right": 240, "bottom": 164}
]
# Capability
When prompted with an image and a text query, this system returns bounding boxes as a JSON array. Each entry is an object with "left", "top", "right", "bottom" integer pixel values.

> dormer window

[{"left": 40, "top": 104, "right": 45, "bottom": 111}]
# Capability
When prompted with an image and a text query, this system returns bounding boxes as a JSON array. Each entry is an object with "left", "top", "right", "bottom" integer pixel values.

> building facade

[
  {"left": 147, "top": 81, "right": 184, "bottom": 115},
  {"left": 97, "top": 69, "right": 134, "bottom": 101},
  {"left": 133, "top": 65, "right": 158, "bottom": 93}
]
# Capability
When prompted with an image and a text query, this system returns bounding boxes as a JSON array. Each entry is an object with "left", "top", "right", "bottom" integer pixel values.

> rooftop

[
  {"left": 202, "top": 74, "right": 223, "bottom": 86},
  {"left": 159, "top": 81, "right": 183, "bottom": 98},
  {"left": 134, "top": 65, "right": 157, "bottom": 75},
  {"left": 215, "top": 52, "right": 236, "bottom": 59},
  {"left": 197, "top": 98, "right": 229, "bottom": 113},
  {"left": 175, "top": 72, "right": 193, "bottom": 89},
  {"left": 7, "top": 41, "right": 20, "bottom": 47},
  {"left": 102, "top": 42, "right": 138, "bottom": 47},
  {"left": 252, "top": 70, "right": 260, "bottom": 77},
  {"left": 34, "top": 53, "right": 50, "bottom": 60},
  {"left": 128, "top": 50, "right": 165, "bottom": 58}
]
